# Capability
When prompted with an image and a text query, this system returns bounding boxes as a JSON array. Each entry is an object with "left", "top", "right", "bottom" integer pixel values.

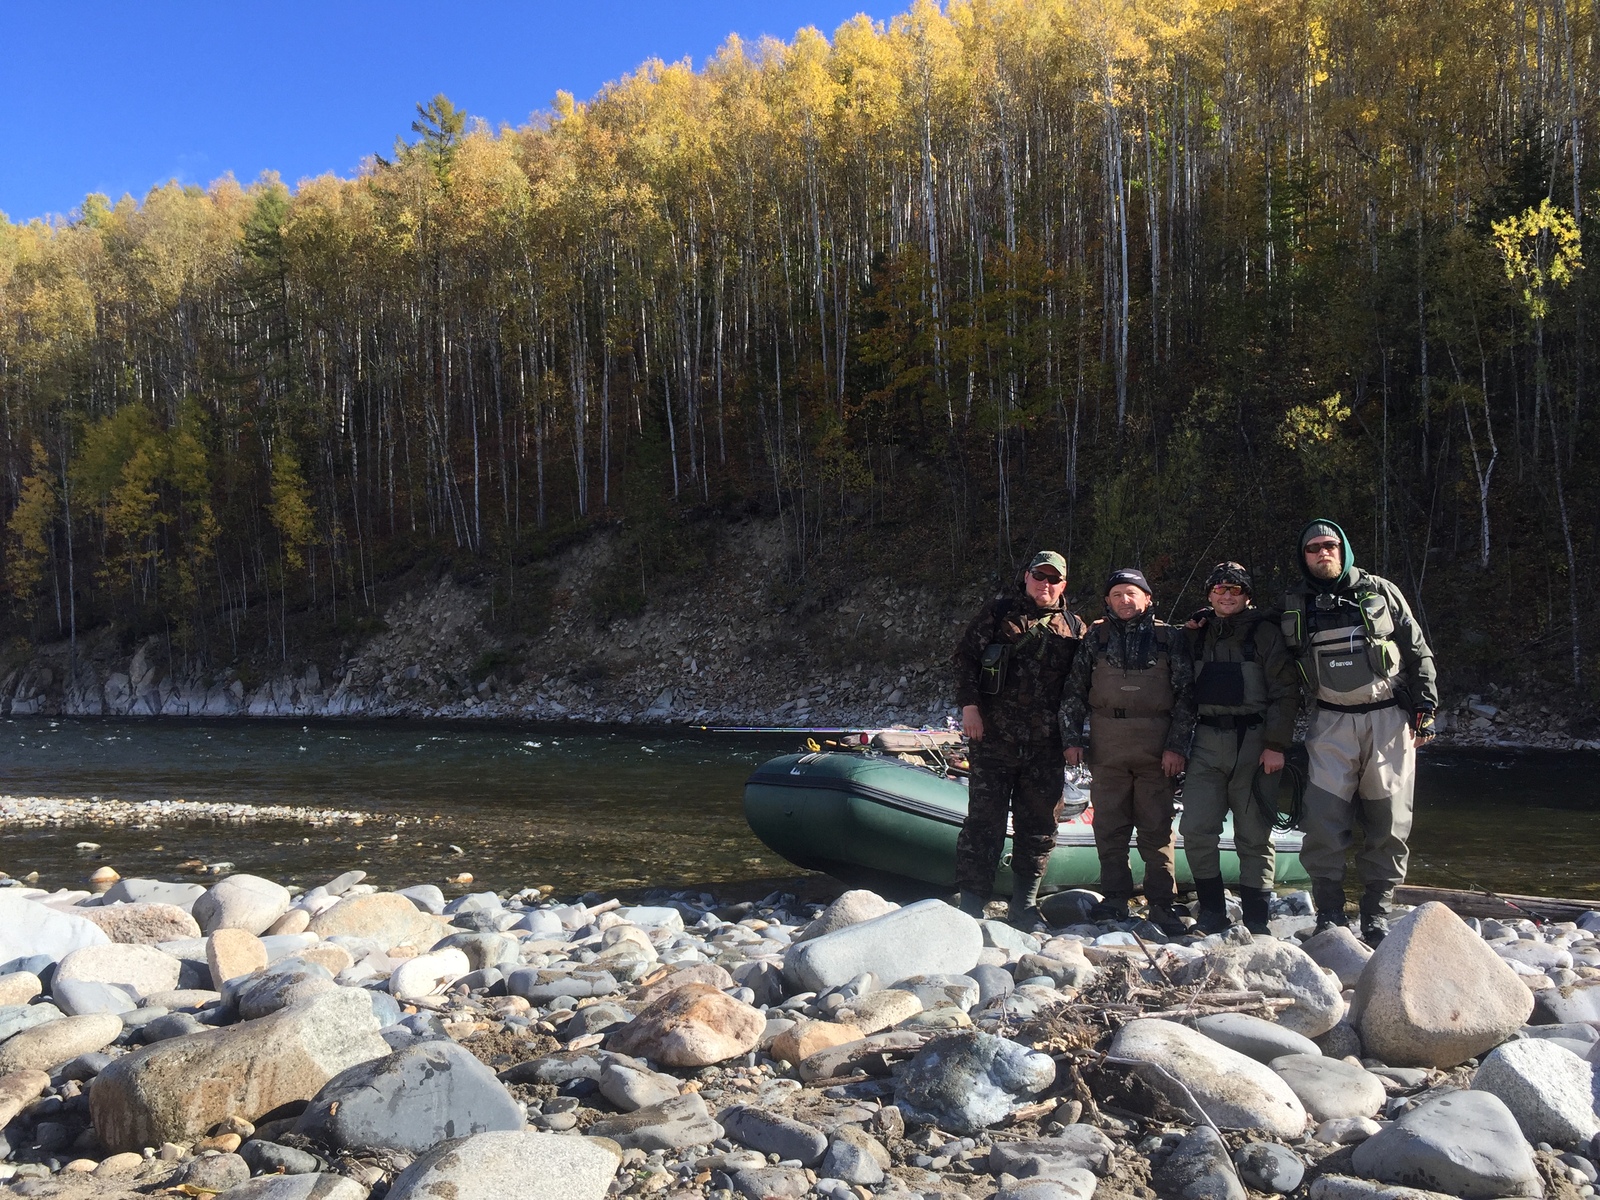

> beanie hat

[
  {"left": 1205, "top": 561, "right": 1253, "bottom": 595},
  {"left": 1297, "top": 518, "right": 1355, "bottom": 590},
  {"left": 1104, "top": 567, "right": 1152, "bottom": 597},
  {"left": 1300, "top": 521, "right": 1340, "bottom": 550}
]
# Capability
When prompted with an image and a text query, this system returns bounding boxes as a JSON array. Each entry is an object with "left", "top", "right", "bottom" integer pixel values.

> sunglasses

[
  {"left": 1304, "top": 540, "right": 1340, "bottom": 554},
  {"left": 1209, "top": 583, "right": 1245, "bottom": 595},
  {"left": 1029, "top": 570, "right": 1064, "bottom": 584}
]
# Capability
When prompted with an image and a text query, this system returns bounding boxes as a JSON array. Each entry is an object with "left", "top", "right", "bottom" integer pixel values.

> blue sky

[{"left": 2, "top": 1, "right": 893, "bottom": 223}]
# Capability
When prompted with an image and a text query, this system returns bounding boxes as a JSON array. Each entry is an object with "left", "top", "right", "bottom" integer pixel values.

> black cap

[
  {"left": 1205, "top": 561, "right": 1253, "bottom": 595},
  {"left": 1104, "top": 567, "right": 1152, "bottom": 597}
]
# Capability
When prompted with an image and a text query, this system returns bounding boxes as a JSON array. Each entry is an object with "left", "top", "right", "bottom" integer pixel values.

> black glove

[{"left": 1413, "top": 708, "right": 1436, "bottom": 739}]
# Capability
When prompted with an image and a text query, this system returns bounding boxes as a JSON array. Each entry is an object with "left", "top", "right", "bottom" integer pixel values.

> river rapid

[{"left": 1, "top": 718, "right": 1596, "bottom": 902}]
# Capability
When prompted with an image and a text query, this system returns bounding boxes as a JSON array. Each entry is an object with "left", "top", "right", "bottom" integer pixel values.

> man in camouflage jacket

[{"left": 951, "top": 551, "right": 1087, "bottom": 931}]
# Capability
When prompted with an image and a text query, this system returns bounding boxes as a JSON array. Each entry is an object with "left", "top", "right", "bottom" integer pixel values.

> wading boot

[
  {"left": 957, "top": 892, "right": 989, "bottom": 919},
  {"left": 1009, "top": 875, "right": 1050, "bottom": 935},
  {"left": 1088, "top": 896, "right": 1131, "bottom": 924},
  {"left": 1360, "top": 887, "right": 1394, "bottom": 947},
  {"left": 1144, "top": 898, "right": 1193, "bottom": 937},
  {"left": 1191, "top": 876, "right": 1232, "bottom": 935},
  {"left": 1239, "top": 886, "right": 1274, "bottom": 936},
  {"left": 1312, "top": 878, "right": 1350, "bottom": 934}
]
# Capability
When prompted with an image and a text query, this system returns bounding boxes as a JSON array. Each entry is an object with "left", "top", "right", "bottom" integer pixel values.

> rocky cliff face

[{"left": 0, "top": 521, "right": 967, "bottom": 729}]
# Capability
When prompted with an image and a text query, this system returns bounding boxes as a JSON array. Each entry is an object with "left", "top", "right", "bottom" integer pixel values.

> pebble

[
  {"left": 192, "top": 873, "right": 292, "bottom": 935},
  {"left": 0, "top": 1010, "right": 122, "bottom": 1071},
  {"left": 1152, "top": 1125, "right": 1246, "bottom": 1200},
  {"left": 607, "top": 982, "right": 765, "bottom": 1067},
  {"left": 719, "top": 1103, "right": 828, "bottom": 1165},
  {"left": 1235, "top": 1139, "right": 1306, "bottom": 1193}
]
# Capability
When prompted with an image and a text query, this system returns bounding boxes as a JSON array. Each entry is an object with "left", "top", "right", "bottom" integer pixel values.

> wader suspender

[{"left": 1094, "top": 620, "right": 1170, "bottom": 718}]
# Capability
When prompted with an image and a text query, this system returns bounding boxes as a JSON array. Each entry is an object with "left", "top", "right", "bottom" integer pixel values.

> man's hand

[
  {"left": 1413, "top": 708, "right": 1436, "bottom": 746},
  {"left": 961, "top": 705, "right": 985, "bottom": 741},
  {"left": 1260, "top": 748, "right": 1285, "bottom": 774},
  {"left": 1065, "top": 746, "right": 1084, "bottom": 767},
  {"left": 1161, "top": 750, "right": 1186, "bottom": 777}
]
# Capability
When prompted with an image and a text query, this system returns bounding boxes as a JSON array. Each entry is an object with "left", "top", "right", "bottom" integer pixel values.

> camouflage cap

[
  {"left": 1028, "top": 551, "right": 1068, "bottom": 579},
  {"left": 1205, "top": 561, "right": 1253, "bottom": 594}
]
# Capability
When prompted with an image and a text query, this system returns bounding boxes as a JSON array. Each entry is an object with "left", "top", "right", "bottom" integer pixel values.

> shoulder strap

[{"left": 1092, "top": 619, "right": 1111, "bottom": 650}]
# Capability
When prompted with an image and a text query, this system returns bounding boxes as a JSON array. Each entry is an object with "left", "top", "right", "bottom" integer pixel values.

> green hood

[{"left": 1298, "top": 518, "right": 1355, "bottom": 591}]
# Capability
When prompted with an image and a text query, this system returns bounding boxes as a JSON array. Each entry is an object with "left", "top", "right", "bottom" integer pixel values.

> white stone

[
  {"left": 0, "top": 894, "right": 109, "bottom": 965},
  {"left": 386, "top": 1130, "right": 621, "bottom": 1200},
  {"left": 388, "top": 949, "right": 471, "bottom": 1002},
  {"left": 796, "top": 891, "right": 899, "bottom": 943},
  {"left": 53, "top": 943, "right": 181, "bottom": 999},
  {"left": 1107, "top": 1018, "right": 1307, "bottom": 1137},
  {"left": 192, "top": 875, "right": 291, "bottom": 935},
  {"left": 1300, "top": 925, "right": 1375, "bottom": 989},
  {"left": 783, "top": 900, "right": 983, "bottom": 993}
]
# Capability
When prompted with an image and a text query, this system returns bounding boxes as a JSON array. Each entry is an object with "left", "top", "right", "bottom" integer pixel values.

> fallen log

[{"left": 1395, "top": 884, "right": 1598, "bottom": 923}]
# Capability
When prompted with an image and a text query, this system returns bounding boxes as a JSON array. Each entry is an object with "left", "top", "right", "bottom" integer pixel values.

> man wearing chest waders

[
  {"left": 1062, "top": 568, "right": 1196, "bottom": 935},
  {"left": 952, "top": 551, "right": 1088, "bottom": 932},
  {"left": 1284, "top": 520, "right": 1437, "bottom": 945},
  {"left": 1181, "top": 562, "right": 1299, "bottom": 935}
]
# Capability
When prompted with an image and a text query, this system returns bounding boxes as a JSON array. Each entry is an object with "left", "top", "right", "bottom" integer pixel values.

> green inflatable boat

[{"left": 743, "top": 740, "right": 1308, "bottom": 894}]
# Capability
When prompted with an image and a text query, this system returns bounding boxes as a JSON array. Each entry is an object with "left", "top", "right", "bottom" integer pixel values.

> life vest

[
  {"left": 1192, "top": 613, "right": 1270, "bottom": 717},
  {"left": 1282, "top": 585, "right": 1402, "bottom": 709}
]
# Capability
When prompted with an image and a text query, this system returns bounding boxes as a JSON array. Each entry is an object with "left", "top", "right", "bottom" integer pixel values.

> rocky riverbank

[{"left": 2, "top": 869, "right": 1600, "bottom": 1200}]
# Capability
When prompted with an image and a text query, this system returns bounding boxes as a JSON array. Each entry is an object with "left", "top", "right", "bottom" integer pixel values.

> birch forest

[{"left": 2, "top": 0, "right": 1596, "bottom": 690}]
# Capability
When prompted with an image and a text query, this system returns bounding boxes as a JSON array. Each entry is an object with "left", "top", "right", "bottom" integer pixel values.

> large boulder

[
  {"left": 192, "top": 875, "right": 292, "bottom": 935},
  {"left": 385, "top": 1129, "right": 621, "bottom": 1200},
  {"left": 0, "top": 1012, "right": 122, "bottom": 1072},
  {"left": 307, "top": 893, "right": 443, "bottom": 951},
  {"left": 293, "top": 1040, "right": 524, "bottom": 1154},
  {"left": 893, "top": 1029, "right": 1055, "bottom": 1134},
  {"left": 1351, "top": 903, "right": 1534, "bottom": 1068},
  {"left": 1176, "top": 940, "right": 1344, "bottom": 1037},
  {"left": 90, "top": 986, "right": 390, "bottom": 1151},
  {"left": 1107, "top": 1019, "right": 1307, "bottom": 1138},
  {"left": 1351, "top": 1090, "right": 1540, "bottom": 1199},
  {"left": 795, "top": 890, "right": 899, "bottom": 942},
  {"left": 79, "top": 903, "right": 201, "bottom": 945},
  {"left": 54, "top": 942, "right": 182, "bottom": 999},
  {"left": 782, "top": 900, "right": 983, "bottom": 993},
  {"left": 0, "top": 894, "right": 108, "bottom": 965},
  {"left": 1472, "top": 1037, "right": 1600, "bottom": 1147},
  {"left": 606, "top": 983, "right": 764, "bottom": 1068}
]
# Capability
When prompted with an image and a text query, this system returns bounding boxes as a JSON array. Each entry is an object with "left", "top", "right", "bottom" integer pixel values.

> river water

[{"left": 1, "top": 719, "right": 1596, "bottom": 903}]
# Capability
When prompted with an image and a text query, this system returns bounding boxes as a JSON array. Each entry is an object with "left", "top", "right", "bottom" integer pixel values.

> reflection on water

[{"left": 1, "top": 719, "right": 1596, "bottom": 900}]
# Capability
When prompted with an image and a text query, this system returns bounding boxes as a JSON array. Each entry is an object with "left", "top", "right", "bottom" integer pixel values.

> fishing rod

[
  {"left": 697, "top": 725, "right": 954, "bottom": 735},
  {"left": 1417, "top": 860, "right": 1559, "bottom": 925}
]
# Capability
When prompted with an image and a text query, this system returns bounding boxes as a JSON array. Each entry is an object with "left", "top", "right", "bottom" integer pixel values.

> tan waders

[
  {"left": 1088, "top": 658, "right": 1178, "bottom": 909},
  {"left": 1300, "top": 703, "right": 1415, "bottom": 936}
]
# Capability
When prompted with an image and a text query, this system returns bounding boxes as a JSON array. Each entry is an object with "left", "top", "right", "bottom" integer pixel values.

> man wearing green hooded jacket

[{"left": 1283, "top": 520, "right": 1437, "bottom": 945}]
